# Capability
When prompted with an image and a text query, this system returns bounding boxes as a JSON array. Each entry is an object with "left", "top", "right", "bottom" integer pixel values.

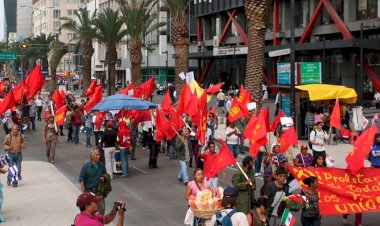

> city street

[{"left": 0, "top": 100, "right": 374, "bottom": 226}]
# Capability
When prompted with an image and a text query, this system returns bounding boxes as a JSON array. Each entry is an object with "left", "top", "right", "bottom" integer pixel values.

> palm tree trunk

[
  {"left": 50, "top": 68, "right": 57, "bottom": 91},
  {"left": 82, "top": 55, "right": 92, "bottom": 95},
  {"left": 108, "top": 63, "right": 116, "bottom": 95},
  {"left": 174, "top": 43, "right": 189, "bottom": 94},
  {"left": 131, "top": 63, "right": 142, "bottom": 86},
  {"left": 245, "top": 20, "right": 265, "bottom": 112}
]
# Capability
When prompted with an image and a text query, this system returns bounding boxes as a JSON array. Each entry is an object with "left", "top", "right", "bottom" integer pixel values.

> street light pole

[
  {"left": 360, "top": 23, "right": 364, "bottom": 106},
  {"left": 290, "top": 0, "right": 296, "bottom": 121}
]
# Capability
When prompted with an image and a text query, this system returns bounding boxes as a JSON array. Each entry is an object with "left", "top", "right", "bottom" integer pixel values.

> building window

[
  {"left": 53, "top": 0, "right": 59, "bottom": 7},
  {"left": 54, "top": 21, "right": 61, "bottom": 31},
  {"left": 53, "top": 10, "right": 60, "bottom": 19},
  {"left": 67, "top": 9, "right": 72, "bottom": 15},
  {"left": 320, "top": 0, "right": 344, "bottom": 25},
  {"left": 357, "top": 0, "right": 378, "bottom": 20}
]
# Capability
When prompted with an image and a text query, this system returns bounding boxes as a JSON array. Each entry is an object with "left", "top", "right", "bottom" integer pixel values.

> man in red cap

[
  {"left": 101, "top": 121, "right": 117, "bottom": 179},
  {"left": 74, "top": 192, "right": 126, "bottom": 226}
]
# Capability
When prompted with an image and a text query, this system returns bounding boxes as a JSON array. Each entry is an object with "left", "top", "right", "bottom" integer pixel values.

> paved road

[{"left": 12, "top": 93, "right": 379, "bottom": 226}]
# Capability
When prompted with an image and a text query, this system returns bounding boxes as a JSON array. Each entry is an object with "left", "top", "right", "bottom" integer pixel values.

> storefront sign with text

[{"left": 288, "top": 166, "right": 380, "bottom": 215}]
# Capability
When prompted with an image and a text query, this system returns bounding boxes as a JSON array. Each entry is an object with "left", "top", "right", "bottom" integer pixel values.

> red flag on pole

[
  {"left": 13, "top": 79, "right": 30, "bottom": 103},
  {"left": 156, "top": 109, "right": 176, "bottom": 141},
  {"left": 270, "top": 110, "right": 285, "bottom": 132},
  {"left": 85, "top": 85, "right": 103, "bottom": 113},
  {"left": 177, "top": 84, "right": 192, "bottom": 115},
  {"left": 131, "top": 110, "right": 152, "bottom": 130},
  {"left": 169, "top": 110, "right": 185, "bottom": 131},
  {"left": 186, "top": 90, "right": 200, "bottom": 123},
  {"left": 227, "top": 98, "right": 246, "bottom": 122},
  {"left": 346, "top": 125, "right": 379, "bottom": 174},
  {"left": 54, "top": 105, "right": 67, "bottom": 126},
  {"left": 94, "top": 111, "right": 107, "bottom": 131},
  {"left": 206, "top": 82, "right": 224, "bottom": 95},
  {"left": 278, "top": 126, "right": 298, "bottom": 154},
  {"left": 25, "top": 65, "right": 45, "bottom": 98},
  {"left": 330, "top": 98, "right": 341, "bottom": 130},
  {"left": 196, "top": 91, "right": 208, "bottom": 145},
  {"left": 161, "top": 91, "right": 174, "bottom": 115},
  {"left": 84, "top": 80, "right": 97, "bottom": 97},
  {"left": 260, "top": 106, "right": 270, "bottom": 132},
  {"left": 120, "top": 82, "right": 135, "bottom": 96},
  {"left": 0, "top": 91, "right": 15, "bottom": 115},
  {"left": 52, "top": 89, "right": 65, "bottom": 110},
  {"left": 208, "top": 139, "right": 237, "bottom": 178},
  {"left": 244, "top": 114, "right": 268, "bottom": 159},
  {"left": 137, "top": 77, "right": 155, "bottom": 99}
]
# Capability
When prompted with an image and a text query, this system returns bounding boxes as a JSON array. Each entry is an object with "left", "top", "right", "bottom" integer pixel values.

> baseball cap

[
  {"left": 300, "top": 144, "right": 308, "bottom": 150},
  {"left": 224, "top": 186, "right": 239, "bottom": 198},
  {"left": 76, "top": 192, "right": 103, "bottom": 207}
]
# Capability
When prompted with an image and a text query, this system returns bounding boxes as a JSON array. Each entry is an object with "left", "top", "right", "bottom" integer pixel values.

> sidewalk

[{"left": 1, "top": 161, "right": 79, "bottom": 226}]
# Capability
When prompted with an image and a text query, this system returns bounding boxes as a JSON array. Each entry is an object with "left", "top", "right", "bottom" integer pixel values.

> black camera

[{"left": 113, "top": 201, "right": 126, "bottom": 212}]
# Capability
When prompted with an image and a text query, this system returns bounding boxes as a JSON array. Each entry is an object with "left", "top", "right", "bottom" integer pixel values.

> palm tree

[
  {"left": 244, "top": 1, "right": 272, "bottom": 112},
  {"left": 25, "top": 33, "right": 56, "bottom": 69},
  {"left": 163, "top": 0, "right": 189, "bottom": 93},
  {"left": 117, "top": 0, "right": 164, "bottom": 85},
  {"left": 60, "top": 8, "right": 97, "bottom": 94},
  {"left": 49, "top": 41, "right": 68, "bottom": 91},
  {"left": 94, "top": 8, "right": 127, "bottom": 95}
]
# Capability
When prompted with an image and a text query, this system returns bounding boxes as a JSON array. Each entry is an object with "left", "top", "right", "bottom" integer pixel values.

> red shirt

[
  {"left": 118, "top": 127, "right": 131, "bottom": 148},
  {"left": 71, "top": 111, "right": 82, "bottom": 126},
  {"left": 74, "top": 212, "right": 103, "bottom": 226},
  {"left": 201, "top": 152, "right": 218, "bottom": 179}
]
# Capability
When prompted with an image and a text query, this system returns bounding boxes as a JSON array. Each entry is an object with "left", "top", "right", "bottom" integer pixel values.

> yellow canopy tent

[{"left": 296, "top": 84, "right": 357, "bottom": 104}]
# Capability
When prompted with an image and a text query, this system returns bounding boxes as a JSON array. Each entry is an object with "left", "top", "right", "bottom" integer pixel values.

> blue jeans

[
  {"left": 228, "top": 144, "right": 239, "bottom": 158},
  {"left": 72, "top": 125, "right": 80, "bottom": 144},
  {"left": 0, "top": 184, "right": 4, "bottom": 221},
  {"left": 120, "top": 148, "right": 129, "bottom": 176},
  {"left": 255, "top": 151, "right": 265, "bottom": 174},
  {"left": 178, "top": 160, "right": 189, "bottom": 183},
  {"left": 85, "top": 127, "right": 92, "bottom": 146},
  {"left": 209, "top": 177, "right": 218, "bottom": 189},
  {"left": 8, "top": 152, "right": 22, "bottom": 171}
]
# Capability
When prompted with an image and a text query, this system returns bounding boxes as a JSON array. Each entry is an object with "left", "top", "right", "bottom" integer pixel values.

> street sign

[
  {"left": 269, "top": 48, "right": 291, "bottom": 57},
  {"left": 300, "top": 62, "right": 322, "bottom": 84},
  {"left": 0, "top": 52, "right": 17, "bottom": 61}
]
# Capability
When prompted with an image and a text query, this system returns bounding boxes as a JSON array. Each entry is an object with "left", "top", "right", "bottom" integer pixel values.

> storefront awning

[{"left": 296, "top": 84, "right": 357, "bottom": 104}]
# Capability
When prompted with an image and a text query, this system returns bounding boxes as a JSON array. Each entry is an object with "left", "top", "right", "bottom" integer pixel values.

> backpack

[
  {"left": 214, "top": 209, "right": 236, "bottom": 226},
  {"left": 308, "top": 130, "right": 316, "bottom": 150}
]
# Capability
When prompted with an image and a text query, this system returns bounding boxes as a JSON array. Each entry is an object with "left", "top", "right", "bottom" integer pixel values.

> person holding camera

[{"left": 74, "top": 192, "right": 126, "bottom": 226}]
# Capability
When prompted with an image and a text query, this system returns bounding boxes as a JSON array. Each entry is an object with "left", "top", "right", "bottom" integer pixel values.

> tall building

[
  {"left": 4, "top": 0, "right": 17, "bottom": 41},
  {"left": 17, "top": 0, "right": 33, "bottom": 39},
  {"left": 32, "top": 0, "right": 81, "bottom": 43},
  {"left": 0, "top": 0, "right": 6, "bottom": 41}
]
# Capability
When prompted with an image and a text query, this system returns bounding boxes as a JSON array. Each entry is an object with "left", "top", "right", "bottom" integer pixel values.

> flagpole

[
  {"left": 235, "top": 162, "right": 253, "bottom": 186},
  {"left": 50, "top": 102, "right": 58, "bottom": 131},
  {"left": 154, "top": 108, "right": 185, "bottom": 144}
]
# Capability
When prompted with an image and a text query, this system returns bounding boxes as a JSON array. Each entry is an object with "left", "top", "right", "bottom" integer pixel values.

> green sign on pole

[
  {"left": 0, "top": 52, "right": 17, "bottom": 61},
  {"left": 300, "top": 62, "right": 322, "bottom": 84}
]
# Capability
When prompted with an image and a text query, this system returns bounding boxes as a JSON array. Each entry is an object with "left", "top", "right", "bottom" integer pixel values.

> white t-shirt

[
  {"left": 226, "top": 127, "right": 240, "bottom": 144},
  {"left": 310, "top": 129, "right": 329, "bottom": 152},
  {"left": 210, "top": 209, "right": 249, "bottom": 226},
  {"left": 35, "top": 99, "right": 43, "bottom": 107}
]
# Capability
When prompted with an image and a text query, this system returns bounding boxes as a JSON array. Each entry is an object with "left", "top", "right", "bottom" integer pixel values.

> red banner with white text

[{"left": 288, "top": 166, "right": 380, "bottom": 216}]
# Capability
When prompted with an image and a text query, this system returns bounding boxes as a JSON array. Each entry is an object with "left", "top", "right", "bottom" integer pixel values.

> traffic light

[{"left": 19, "top": 43, "right": 29, "bottom": 49}]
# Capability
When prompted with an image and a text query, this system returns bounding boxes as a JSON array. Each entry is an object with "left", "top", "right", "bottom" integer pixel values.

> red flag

[
  {"left": 52, "top": 89, "right": 65, "bottom": 109},
  {"left": 227, "top": 98, "right": 246, "bottom": 122},
  {"left": 120, "top": 83, "right": 135, "bottom": 96},
  {"left": 206, "top": 82, "right": 224, "bottom": 95},
  {"left": 13, "top": 79, "right": 30, "bottom": 103},
  {"left": 169, "top": 110, "right": 185, "bottom": 131},
  {"left": 186, "top": 90, "right": 199, "bottom": 123},
  {"left": 132, "top": 110, "right": 151, "bottom": 130},
  {"left": 60, "top": 90, "right": 66, "bottom": 99},
  {"left": 208, "top": 139, "right": 237, "bottom": 178},
  {"left": 94, "top": 111, "right": 107, "bottom": 131},
  {"left": 85, "top": 85, "right": 103, "bottom": 113},
  {"left": 84, "top": 80, "right": 97, "bottom": 97},
  {"left": 237, "top": 85, "right": 250, "bottom": 117},
  {"left": 196, "top": 91, "right": 208, "bottom": 145},
  {"left": 54, "top": 105, "right": 67, "bottom": 126},
  {"left": 244, "top": 114, "right": 268, "bottom": 159},
  {"left": 0, "top": 91, "right": 15, "bottom": 115},
  {"left": 270, "top": 110, "right": 285, "bottom": 132},
  {"left": 156, "top": 109, "right": 176, "bottom": 140},
  {"left": 161, "top": 91, "right": 173, "bottom": 115},
  {"left": 260, "top": 107, "right": 270, "bottom": 132},
  {"left": 330, "top": 98, "right": 341, "bottom": 130},
  {"left": 346, "top": 125, "right": 379, "bottom": 174},
  {"left": 25, "top": 65, "right": 45, "bottom": 97},
  {"left": 177, "top": 84, "right": 192, "bottom": 115},
  {"left": 278, "top": 126, "right": 298, "bottom": 154},
  {"left": 137, "top": 77, "right": 155, "bottom": 99},
  {"left": 0, "top": 81, "right": 5, "bottom": 93}
]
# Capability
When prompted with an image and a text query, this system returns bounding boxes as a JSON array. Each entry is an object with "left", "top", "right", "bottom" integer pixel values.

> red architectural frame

[{"left": 299, "top": 0, "right": 353, "bottom": 43}]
